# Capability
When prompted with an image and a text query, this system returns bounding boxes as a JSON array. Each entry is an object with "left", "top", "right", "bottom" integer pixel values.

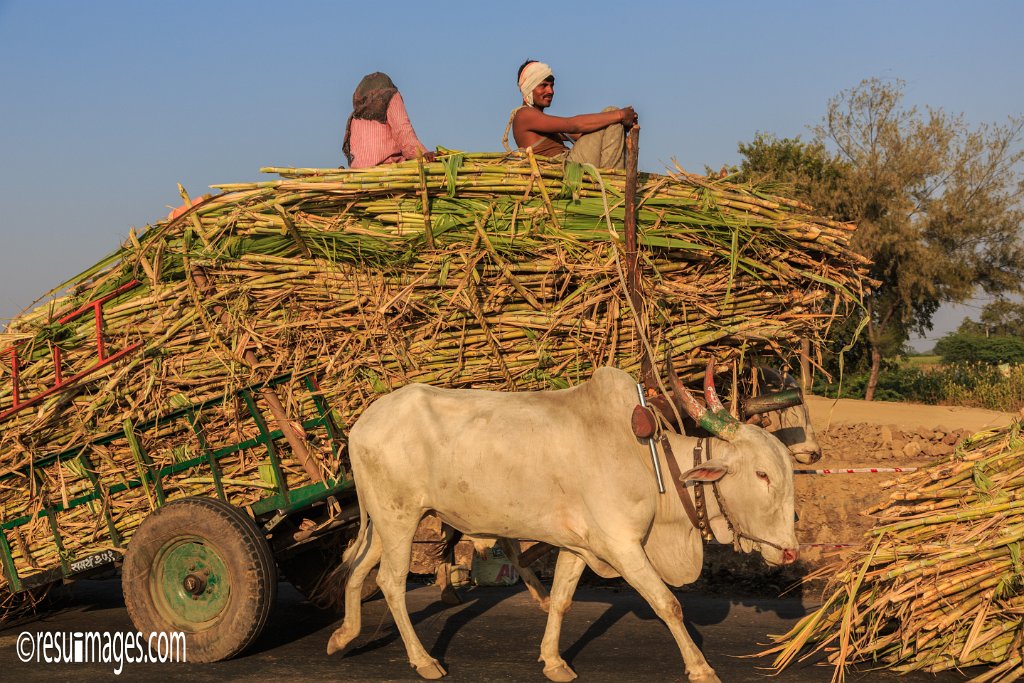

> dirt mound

[
  {"left": 817, "top": 421, "right": 970, "bottom": 462},
  {"left": 796, "top": 397, "right": 1017, "bottom": 560},
  {"left": 805, "top": 395, "right": 1016, "bottom": 435},
  {"left": 794, "top": 422, "right": 968, "bottom": 566}
]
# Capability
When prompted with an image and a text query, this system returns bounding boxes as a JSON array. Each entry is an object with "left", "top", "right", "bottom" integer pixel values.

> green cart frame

[{"left": 0, "top": 373, "right": 360, "bottom": 661}]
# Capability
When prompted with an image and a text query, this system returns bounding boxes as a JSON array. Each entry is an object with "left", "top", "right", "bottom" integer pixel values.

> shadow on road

[
  {"left": 9, "top": 571, "right": 814, "bottom": 673},
  {"left": 255, "top": 573, "right": 816, "bottom": 665},
  {"left": 248, "top": 584, "right": 342, "bottom": 655}
]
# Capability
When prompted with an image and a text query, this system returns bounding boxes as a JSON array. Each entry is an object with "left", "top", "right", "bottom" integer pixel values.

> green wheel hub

[{"left": 151, "top": 536, "right": 230, "bottom": 628}]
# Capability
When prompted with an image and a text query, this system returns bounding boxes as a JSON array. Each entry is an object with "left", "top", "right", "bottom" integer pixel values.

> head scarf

[
  {"left": 343, "top": 72, "right": 399, "bottom": 165},
  {"left": 518, "top": 61, "right": 553, "bottom": 106}
]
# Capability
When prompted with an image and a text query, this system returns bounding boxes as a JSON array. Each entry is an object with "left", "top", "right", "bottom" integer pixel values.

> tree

[
  {"left": 738, "top": 79, "right": 1024, "bottom": 399},
  {"left": 735, "top": 132, "right": 844, "bottom": 209},
  {"left": 957, "top": 299, "right": 1024, "bottom": 337},
  {"left": 934, "top": 332, "right": 1024, "bottom": 365}
]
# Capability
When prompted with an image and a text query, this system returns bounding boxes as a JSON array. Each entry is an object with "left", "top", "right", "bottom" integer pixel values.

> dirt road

[{"left": 805, "top": 395, "right": 1017, "bottom": 434}]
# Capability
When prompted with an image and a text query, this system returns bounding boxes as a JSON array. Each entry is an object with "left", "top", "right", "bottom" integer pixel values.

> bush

[
  {"left": 813, "top": 366, "right": 944, "bottom": 403},
  {"left": 934, "top": 332, "right": 1024, "bottom": 365},
  {"left": 942, "top": 364, "right": 1024, "bottom": 412},
  {"left": 813, "top": 362, "right": 1024, "bottom": 413}
]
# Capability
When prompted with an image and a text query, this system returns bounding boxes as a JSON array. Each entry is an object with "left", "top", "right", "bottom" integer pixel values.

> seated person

[
  {"left": 343, "top": 72, "right": 435, "bottom": 168},
  {"left": 508, "top": 60, "right": 637, "bottom": 169}
]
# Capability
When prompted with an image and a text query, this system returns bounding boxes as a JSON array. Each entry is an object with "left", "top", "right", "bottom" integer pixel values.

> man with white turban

[{"left": 505, "top": 59, "right": 637, "bottom": 168}]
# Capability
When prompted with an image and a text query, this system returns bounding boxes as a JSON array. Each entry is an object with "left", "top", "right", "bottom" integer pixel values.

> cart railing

[
  {"left": 0, "top": 280, "right": 144, "bottom": 423},
  {"left": 0, "top": 373, "right": 352, "bottom": 593}
]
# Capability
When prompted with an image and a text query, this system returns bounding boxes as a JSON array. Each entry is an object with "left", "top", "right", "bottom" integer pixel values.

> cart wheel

[
  {"left": 279, "top": 531, "right": 379, "bottom": 610},
  {"left": 122, "top": 497, "right": 277, "bottom": 663}
]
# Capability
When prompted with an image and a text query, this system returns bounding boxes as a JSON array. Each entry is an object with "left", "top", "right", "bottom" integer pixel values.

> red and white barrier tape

[
  {"left": 794, "top": 466, "right": 918, "bottom": 475},
  {"left": 711, "top": 542, "right": 857, "bottom": 549}
]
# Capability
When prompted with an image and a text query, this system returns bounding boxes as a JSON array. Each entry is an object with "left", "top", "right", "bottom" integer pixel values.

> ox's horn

[
  {"left": 666, "top": 356, "right": 741, "bottom": 441},
  {"left": 742, "top": 389, "right": 803, "bottom": 418},
  {"left": 701, "top": 359, "right": 741, "bottom": 441},
  {"left": 666, "top": 353, "right": 706, "bottom": 424},
  {"left": 704, "top": 361, "right": 728, "bottom": 413}
]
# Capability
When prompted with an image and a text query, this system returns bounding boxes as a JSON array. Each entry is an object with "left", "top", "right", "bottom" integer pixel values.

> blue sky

[{"left": 1, "top": 1, "right": 1021, "bottom": 349}]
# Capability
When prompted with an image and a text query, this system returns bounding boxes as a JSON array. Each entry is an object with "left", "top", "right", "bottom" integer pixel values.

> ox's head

[
  {"left": 666, "top": 360, "right": 799, "bottom": 566},
  {"left": 741, "top": 367, "right": 822, "bottom": 465}
]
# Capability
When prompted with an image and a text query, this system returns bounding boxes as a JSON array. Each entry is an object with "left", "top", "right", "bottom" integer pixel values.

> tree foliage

[
  {"left": 957, "top": 299, "right": 1024, "bottom": 337},
  {"left": 736, "top": 132, "right": 844, "bottom": 209},
  {"left": 934, "top": 332, "right": 1024, "bottom": 365},
  {"left": 738, "top": 79, "right": 1024, "bottom": 399}
]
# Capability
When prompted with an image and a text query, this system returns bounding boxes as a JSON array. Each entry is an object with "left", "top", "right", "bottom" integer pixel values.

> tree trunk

[
  {"left": 865, "top": 343, "right": 882, "bottom": 401},
  {"left": 799, "top": 338, "right": 812, "bottom": 392},
  {"left": 864, "top": 297, "right": 880, "bottom": 402}
]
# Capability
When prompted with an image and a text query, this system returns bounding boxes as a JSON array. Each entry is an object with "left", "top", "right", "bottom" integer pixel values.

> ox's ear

[{"left": 680, "top": 460, "right": 728, "bottom": 483}]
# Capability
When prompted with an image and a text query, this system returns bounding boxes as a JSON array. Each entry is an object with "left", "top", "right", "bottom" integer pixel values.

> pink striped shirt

[{"left": 347, "top": 93, "right": 429, "bottom": 168}]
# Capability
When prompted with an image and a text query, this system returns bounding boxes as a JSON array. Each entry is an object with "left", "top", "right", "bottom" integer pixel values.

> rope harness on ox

[
  {"left": 691, "top": 437, "right": 792, "bottom": 553},
  {"left": 634, "top": 358, "right": 792, "bottom": 554},
  {"left": 651, "top": 429, "right": 789, "bottom": 552}
]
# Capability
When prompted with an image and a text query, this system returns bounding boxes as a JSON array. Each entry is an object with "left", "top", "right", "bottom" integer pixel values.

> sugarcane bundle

[
  {"left": 765, "top": 421, "right": 1024, "bottom": 683},
  {"left": 0, "top": 583, "right": 51, "bottom": 625},
  {"left": 0, "top": 150, "right": 869, "bottom": 596}
]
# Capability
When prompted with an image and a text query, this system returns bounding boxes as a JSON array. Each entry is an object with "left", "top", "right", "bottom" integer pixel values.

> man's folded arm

[{"left": 518, "top": 107, "right": 628, "bottom": 136}]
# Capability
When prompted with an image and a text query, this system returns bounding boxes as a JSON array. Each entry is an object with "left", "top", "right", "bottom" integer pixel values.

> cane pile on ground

[
  {"left": 766, "top": 421, "right": 1024, "bottom": 683},
  {"left": 0, "top": 150, "right": 869, "bottom": 606}
]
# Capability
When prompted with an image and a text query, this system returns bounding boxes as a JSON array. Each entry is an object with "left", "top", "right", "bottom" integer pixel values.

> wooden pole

[
  {"left": 800, "top": 338, "right": 812, "bottom": 393},
  {"left": 623, "top": 125, "right": 653, "bottom": 387},
  {"left": 624, "top": 126, "right": 640, "bottom": 296}
]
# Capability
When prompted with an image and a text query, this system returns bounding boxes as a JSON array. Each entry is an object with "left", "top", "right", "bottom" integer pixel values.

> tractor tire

[{"left": 122, "top": 497, "right": 277, "bottom": 663}]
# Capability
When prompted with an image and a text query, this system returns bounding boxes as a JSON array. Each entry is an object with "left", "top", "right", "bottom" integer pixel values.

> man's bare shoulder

[
  {"left": 514, "top": 106, "right": 545, "bottom": 126},
  {"left": 514, "top": 106, "right": 573, "bottom": 133}
]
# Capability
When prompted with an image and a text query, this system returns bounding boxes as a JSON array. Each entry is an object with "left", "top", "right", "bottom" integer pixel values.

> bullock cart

[
  {"left": 0, "top": 144, "right": 868, "bottom": 661},
  {"left": 0, "top": 363, "right": 362, "bottom": 661}
]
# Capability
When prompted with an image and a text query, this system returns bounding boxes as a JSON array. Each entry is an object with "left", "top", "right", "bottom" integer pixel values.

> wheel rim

[{"left": 150, "top": 535, "right": 230, "bottom": 630}]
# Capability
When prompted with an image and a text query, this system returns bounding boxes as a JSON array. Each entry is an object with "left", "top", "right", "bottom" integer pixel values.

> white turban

[{"left": 518, "top": 61, "right": 553, "bottom": 106}]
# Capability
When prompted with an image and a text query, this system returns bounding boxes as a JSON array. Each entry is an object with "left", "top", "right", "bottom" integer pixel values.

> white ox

[
  {"left": 432, "top": 365, "right": 819, "bottom": 610},
  {"left": 326, "top": 364, "right": 798, "bottom": 682},
  {"left": 743, "top": 366, "right": 821, "bottom": 465}
]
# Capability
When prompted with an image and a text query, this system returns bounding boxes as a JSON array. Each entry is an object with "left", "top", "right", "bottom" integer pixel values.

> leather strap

[
  {"left": 692, "top": 438, "right": 710, "bottom": 535},
  {"left": 659, "top": 435, "right": 714, "bottom": 542}
]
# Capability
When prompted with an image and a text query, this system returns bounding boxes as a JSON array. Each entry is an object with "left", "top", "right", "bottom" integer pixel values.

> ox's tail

[
  {"left": 429, "top": 521, "right": 464, "bottom": 563},
  {"left": 309, "top": 505, "right": 376, "bottom": 610},
  {"left": 342, "top": 502, "right": 375, "bottom": 569}
]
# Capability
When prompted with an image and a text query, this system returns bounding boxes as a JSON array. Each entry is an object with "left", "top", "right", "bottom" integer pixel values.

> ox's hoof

[
  {"left": 536, "top": 596, "right": 551, "bottom": 614},
  {"left": 326, "top": 628, "right": 356, "bottom": 656},
  {"left": 687, "top": 671, "right": 721, "bottom": 683},
  {"left": 543, "top": 663, "right": 578, "bottom": 682},
  {"left": 414, "top": 660, "right": 447, "bottom": 679},
  {"left": 439, "top": 585, "right": 464, "bottom": 606}
]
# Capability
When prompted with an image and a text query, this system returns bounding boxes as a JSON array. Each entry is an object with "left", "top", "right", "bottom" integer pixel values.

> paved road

[{"left": 0, "top": 578, "right": 970, "bottom": 682}]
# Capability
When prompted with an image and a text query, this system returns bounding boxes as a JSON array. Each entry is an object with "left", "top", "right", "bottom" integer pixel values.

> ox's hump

[
  {"left": 351, "top": 367, "right": 641, "bottom": 448},
  {"left": 385, "top": 366, "right": 636, "bottom": 404}
]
